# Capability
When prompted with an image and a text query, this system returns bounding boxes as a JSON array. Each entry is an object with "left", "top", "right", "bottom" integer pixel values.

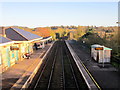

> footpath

[
  {"left": 1, "top": 43, "right": 53, "bottom": 89},
  {"left": 68, "top": 40, "right": 120, "bottom": 89}
]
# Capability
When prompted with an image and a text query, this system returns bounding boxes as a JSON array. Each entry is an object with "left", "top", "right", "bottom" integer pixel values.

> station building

[
  {"left": 0, "top": 27, "right": 52, "bottom": 72},
  {"left": 5, "top": 27, "right": 43, "bottom": 61},
  {"left": 0, "top": 36, "right": 15, "bottom": 72}
]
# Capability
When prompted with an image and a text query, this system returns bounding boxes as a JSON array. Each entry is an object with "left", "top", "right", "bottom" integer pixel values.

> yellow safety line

[{"left": 80, "top": 62, "right": 102, "bottom": 90}]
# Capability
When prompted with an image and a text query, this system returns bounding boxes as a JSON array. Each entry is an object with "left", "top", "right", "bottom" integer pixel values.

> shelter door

[{"left": 96, "top": 51, "right": 99, "bottom": 62}]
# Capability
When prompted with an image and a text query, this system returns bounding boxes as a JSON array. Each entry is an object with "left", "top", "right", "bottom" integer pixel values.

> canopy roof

[
  {"left": 91, "top": 44, "right": 112, "bottom": 50},
  {"left": 12, "top": 28, "right": 42, "bottom": 41},
  {"left": 0, "top": 36, "right": 12, "bottom": 44}
]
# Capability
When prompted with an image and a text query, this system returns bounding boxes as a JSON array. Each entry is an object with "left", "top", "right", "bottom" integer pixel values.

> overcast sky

[{"left": 1, "top": 2, "right": 118, "bottom": 28}]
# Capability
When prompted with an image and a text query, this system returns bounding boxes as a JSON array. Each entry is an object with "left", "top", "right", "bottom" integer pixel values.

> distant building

[{"left": 68, "top": 31, "right": 75, "bottom": 40}]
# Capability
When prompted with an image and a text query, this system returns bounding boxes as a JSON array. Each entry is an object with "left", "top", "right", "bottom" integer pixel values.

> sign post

[{"left": 102, "top": 50, "right": 104, "bottom": 67}]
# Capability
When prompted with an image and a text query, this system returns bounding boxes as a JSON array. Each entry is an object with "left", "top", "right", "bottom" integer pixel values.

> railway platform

[
  {"left": 67, "top": 40, "right": 120, "bottom": 89},
  {"left": 1, "top": 43, "right": 53, "bottom": 89}
]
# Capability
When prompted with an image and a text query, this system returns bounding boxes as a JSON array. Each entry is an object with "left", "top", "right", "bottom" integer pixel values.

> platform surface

[
  {"left": 67, "top": 40, "right": 120, "bottom": 89},
  {"left": 1, "top": 43, "right": 53, "bottom": 89}
]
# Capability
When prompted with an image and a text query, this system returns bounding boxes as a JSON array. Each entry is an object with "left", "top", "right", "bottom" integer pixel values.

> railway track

[
  {"left": 47, "top": 42, "right": 65, "bottom": 90},
  {"left": 28, "top": 41, "right": 88, "bottom": 90},
  {"left": 63, "top": 41, "right": 79, "bottom": 89},
  {"left": 33, "top": 41, "right": 60, "bottom": 89}
]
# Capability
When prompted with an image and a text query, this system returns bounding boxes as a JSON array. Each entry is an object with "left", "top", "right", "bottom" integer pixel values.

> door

[
  {"left": 96, "top": 51, "right": 99, "bottom": 62},
  {"left": 16, "top": 50, "right": 19, "bottom": 61},
  {"left": 6, "top": 48, "right": 10, "bottom": 67},
  {"left": 28, "top": 46, "right": 30, "bottom": 53}
]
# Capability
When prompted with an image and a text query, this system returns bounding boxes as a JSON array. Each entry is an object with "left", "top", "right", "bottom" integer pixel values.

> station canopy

[{"left": 40, "top": 36, "right": 52, "bottom": 42}]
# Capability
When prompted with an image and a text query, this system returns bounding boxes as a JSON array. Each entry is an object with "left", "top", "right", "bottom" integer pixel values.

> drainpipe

[{"left": 42, "top": 42, "right": 45, "bottom": 48}]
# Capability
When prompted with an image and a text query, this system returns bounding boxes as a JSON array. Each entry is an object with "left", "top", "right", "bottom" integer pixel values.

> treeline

[
  {"left": 16, "top": 25, "right": 119, "bottom": 58},
  {"left": 75, "top": 26, "right": 119, "bottom": 58},
  {"left": 49, "top": 25, "right": 119, "bottom": 58},
  {"left": 51, "top": 25, "right": 77, "bottom": 30}
]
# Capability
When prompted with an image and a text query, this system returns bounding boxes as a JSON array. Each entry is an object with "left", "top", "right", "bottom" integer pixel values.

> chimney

[{"left": 2, "top": 27, "right": 6, "bottom": 37}]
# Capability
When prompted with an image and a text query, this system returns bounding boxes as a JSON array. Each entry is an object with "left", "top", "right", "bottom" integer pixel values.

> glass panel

[{"left": 12, "top": 52, "right": 14, "bottom": 58}]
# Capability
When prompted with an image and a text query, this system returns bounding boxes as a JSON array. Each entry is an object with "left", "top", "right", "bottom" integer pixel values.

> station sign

[
  {"left": 14, "top": 43, "right": 22, "bottom": 44},
  {"left": 10, "top": 46, "right": 19, "bottom": 50},
  {"left": 95, "top": 47, "right": 103, "bottom": 50}
]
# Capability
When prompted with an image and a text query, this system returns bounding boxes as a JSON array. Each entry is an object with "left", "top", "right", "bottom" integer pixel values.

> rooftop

[
  {"left": 91, "top": 44, "right": 112, "bottom": 50},
  {"left": 0, "top": 36, "right": 12, "bottom": 44},
  {"left": 12, "top": 28, "right": 43, "bottom": 40}
]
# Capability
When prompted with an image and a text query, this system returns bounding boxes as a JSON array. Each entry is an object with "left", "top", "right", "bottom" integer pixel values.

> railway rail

[
  {"left": 27, "top": 41, "right": 93, "bottom": 90},
  {"left": 63, "top": 42, "right": 79, "bottom": 89},
  {"left": 33, "top": 42, "right": 60, "bottom": 89}
]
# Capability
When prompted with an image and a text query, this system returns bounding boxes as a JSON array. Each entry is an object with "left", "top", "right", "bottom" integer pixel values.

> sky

[{"left": 0, "top": 2, "right": 118, "bottom": 28}]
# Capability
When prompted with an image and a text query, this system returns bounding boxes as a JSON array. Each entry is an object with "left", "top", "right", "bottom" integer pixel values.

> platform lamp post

[{"left": 102, "top": 47, "right": 104, "bottom": 68}]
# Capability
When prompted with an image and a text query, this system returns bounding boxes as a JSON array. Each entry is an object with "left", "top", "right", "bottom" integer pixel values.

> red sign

[
  {"left": 10, "top": 46, "right": 19, "bottom": 50},
  {"left": 95, "top": 47, "right": 103, "bottom": 50}
]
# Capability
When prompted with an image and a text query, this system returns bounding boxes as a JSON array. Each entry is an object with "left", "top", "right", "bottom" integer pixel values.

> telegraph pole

[
  {"left": 117, "top": 2, "right": 120, "bottom": 83},
  {"left": 116, "top": 2, "right": 120, "bottom": 56}
]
